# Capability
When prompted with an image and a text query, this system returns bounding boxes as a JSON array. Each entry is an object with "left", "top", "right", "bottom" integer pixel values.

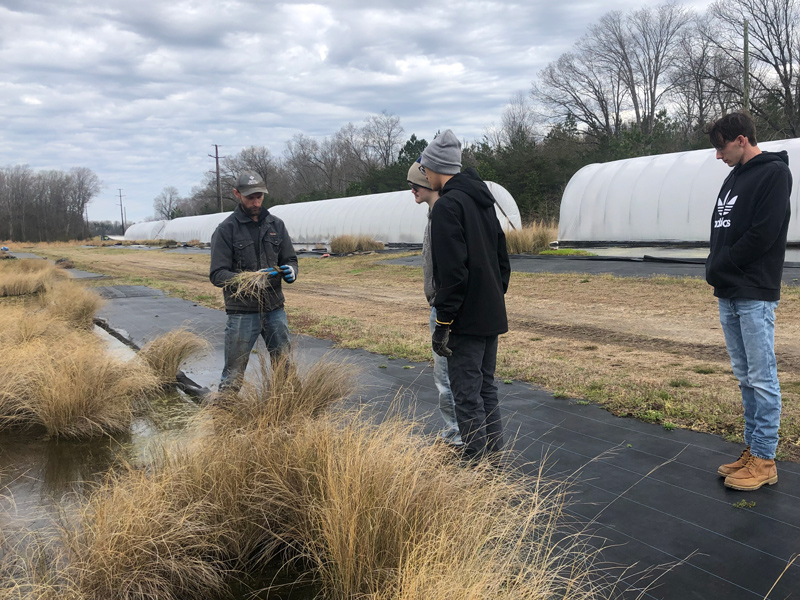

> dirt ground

[{"left": 28, "top": 245, "right": 800, "bottom": 461}]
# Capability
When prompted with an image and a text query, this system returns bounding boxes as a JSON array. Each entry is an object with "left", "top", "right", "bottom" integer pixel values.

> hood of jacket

[
  {"left": 722, "top": 150, "right": 789, "bottom": 184},
  {"left": 442, "top": 168, "right": 496, "bottom": 208}
]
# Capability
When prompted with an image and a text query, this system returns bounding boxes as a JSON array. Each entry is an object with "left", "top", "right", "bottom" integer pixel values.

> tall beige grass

[
  {"left": 330, "top": 234, "right": 385, "bottom": 254},
  {"left": 505, "top": 221, "right": 558, "bottom": 254},
  {"left": 0, "top": 336, "right": 160, "bottom": 438},
  {"left": 0, "top": 260, "right": 69, "bottom": 297},
  {"left": 47, "top": 357, "right": 610, "bottom": 600},
  {"left": 39, "top": 281, "right": 105, "bottom": 330},
  {"left": 137, "top": 329, "right": 210, "bottom": 387}
]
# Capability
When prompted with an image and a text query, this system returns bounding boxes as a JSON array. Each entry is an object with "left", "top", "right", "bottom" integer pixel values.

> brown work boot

[
  {"left": 718, "top": 446, "right": 751, "bottom": 477},
  {"left": 724, "top": 455, "right": 778, "bottom": 491}
]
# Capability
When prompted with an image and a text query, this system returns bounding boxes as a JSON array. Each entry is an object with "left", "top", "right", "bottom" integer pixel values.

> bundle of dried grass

[
  {"left": 138, "top": 329, "right": 210, "bottom": 387},
  {"left": 330, "top": 234, "right": 385, "bottom": 254},
  {"left": 224, "top": 271, "right": 271, "bottom": 305}
]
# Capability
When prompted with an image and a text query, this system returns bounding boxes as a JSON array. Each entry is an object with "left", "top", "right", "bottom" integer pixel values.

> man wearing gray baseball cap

[
  {"left": 421, "top": 130, "right": 511, "bottom": 461},
  {"left": 209, "top": 170, "right": 299, "bottom": 394}
]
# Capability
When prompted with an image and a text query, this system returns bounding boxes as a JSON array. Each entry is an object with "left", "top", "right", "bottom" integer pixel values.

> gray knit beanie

[{"left": 420, "top": 129, "right": 462, "bottom": 175}]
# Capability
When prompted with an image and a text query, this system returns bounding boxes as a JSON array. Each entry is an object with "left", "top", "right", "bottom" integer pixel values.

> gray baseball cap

[{"left": 234, "top": 170, "right": 268, "bottom": 195}]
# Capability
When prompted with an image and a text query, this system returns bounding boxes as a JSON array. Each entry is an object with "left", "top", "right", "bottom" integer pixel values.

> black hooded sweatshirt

[
  {"left": 430, "top": 168, "right": 511, "bottom": 336},
  {"left": 706, "top": 150, "right": 792, "bottom": 301}
]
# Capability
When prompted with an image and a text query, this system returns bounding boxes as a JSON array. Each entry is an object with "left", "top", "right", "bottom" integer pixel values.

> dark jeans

[{"left": 446, "top": 333, "right": 503, "bottom": 459}]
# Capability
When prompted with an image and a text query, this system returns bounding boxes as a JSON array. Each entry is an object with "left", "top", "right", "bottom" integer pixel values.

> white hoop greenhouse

[
  {"left": 124, "top": 182, "right": 522, "bottom": 246},
  {"left": 558, "top": 139, "right": 800, "bottom": 244}
]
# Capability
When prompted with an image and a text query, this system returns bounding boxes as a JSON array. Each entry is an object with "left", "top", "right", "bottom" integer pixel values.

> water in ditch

[{"left": 0, "top": 391, "right": 319, "bottom": 599}]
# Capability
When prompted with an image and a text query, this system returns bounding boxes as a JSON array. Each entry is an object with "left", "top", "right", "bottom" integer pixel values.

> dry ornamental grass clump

[
  {"left": 330, "top": 234, "right": 385, "bottom": 254},
  {"left": 505, "top": 221, "right": 558, "bottom": 255},
  {"left": 42, "top": 356, "right": 610, "bottom": 600},
  {"left": 0, "top": 260, "right": 69, "bottom": 297},
  {"left": 137, "top": 328, "right": 210, "bottom": 387},
  {"left": 40, "top": 281, "right": 105, "bottom": 330}
]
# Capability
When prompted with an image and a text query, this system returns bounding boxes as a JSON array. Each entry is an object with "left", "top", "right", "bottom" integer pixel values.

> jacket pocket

[{"left": 233, "top": 237, "right": 256, "bottom": 271}]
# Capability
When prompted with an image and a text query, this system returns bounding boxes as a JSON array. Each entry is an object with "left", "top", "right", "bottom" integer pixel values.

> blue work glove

[
  {"left": 279, "top": 264, "right": 296, "bottom": 283},
  {"left": 432, "top": 324, "right": 452, "bottom": 357},
  {"left": 260, "top": 267, "right": 280, "bottom": 278}
]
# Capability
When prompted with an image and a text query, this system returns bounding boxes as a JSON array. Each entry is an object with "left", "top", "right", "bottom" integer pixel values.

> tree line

[{"left": 0, "top": 166, "right": 101, "bottom": 242}]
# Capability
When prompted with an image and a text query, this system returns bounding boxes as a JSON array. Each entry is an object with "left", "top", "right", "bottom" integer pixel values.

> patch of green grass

[
  {"left": 529, "top": 337, "right": 542, "bottom": 342},
  {"left": 640, "top": 409, "right": 664, "bottom": 423},
  {"left": 402, "top": 365, "right": 413, "bottom": 370},
  {"left": 582, "top": 345, "right": 598, "bottom": 351},
  {"left": 692, "top": 365, "right": 716, "bottom": 374},
  {"left": 378, "top": 364, "right": 387, "bottom": 369},
  {"left": 663, "top": 422, "right": 677, "bottom": 431},
  {"left": 503, "top": 379, "right": 512, "bottom": 384},
  {"left": 579, "top": 278, "right": 590, "bottom": 283},
  {"left": 553, "top": 390, "right": 569, "bottom": 399},
  {"left": 733, "top": 499, "right": 756, "bottom": 509},
  {"left": 576, "top": 400, "right": 590, "bottom": 406},
  {"left": 669, "top": 378, "right": 693, "bottom": 388}
]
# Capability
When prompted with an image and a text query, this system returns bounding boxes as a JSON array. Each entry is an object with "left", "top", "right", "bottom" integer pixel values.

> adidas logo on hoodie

[{"left": 714, "top": 190, "right": 737, "bottom": 228}]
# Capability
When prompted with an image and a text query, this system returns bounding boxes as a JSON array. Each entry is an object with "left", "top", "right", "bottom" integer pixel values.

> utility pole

[
  {"left": 744, "top": 19, "right": 750, "bottom": 112},
  {"left": 209, "top": 144, "right": 223, "bottom": 212},
  {"left": 118, "top": 189, "right": 126, "bottom": 234}
]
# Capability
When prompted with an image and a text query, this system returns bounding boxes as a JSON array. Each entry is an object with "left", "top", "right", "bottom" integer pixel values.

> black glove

[{"left": 432, "top": 324, "right": 452, "bottom": 357}]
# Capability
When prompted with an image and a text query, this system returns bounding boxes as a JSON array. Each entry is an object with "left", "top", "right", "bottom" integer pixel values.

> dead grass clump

[
  {"left": 330, "top": 234, "right": 385, "bottom": 254},
  {"left": 41, "top": 281, "right": 105, "bottom": 330},
  {"left": 55, "top": 258, "right": 75, "bottom": 269},
  {"left": 3, "top": 339, "right": 160, "bottom": 438},
  {"left": 61, "top": 356, "right": 605, "bottom": 600},
  {"left": 505, "top": 220, "right": 558, "bottom": 254},
  {"left": 0, "top": 259, "right": 70, "bottom": 297},
  {"left": 138, "top": 329, "right": 210, "bottom": 386},
  {"left": 212, "top": 352, "right": 359, "bottom": 427}
]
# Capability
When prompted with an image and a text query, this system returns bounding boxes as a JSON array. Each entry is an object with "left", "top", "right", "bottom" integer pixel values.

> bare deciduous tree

[
  {"left": 589, "top": 2, "right": 691, "bottom": 135},
  {"left": 153, "top": 186, "right": 183, "bottom": 220},
  {"left": 703, "top": 0, "right": 800, "bottom": 137}
]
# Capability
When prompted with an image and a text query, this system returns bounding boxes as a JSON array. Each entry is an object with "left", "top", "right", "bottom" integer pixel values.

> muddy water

[{"left": 0, "top": 392, "right": 319, "bottom": 599}]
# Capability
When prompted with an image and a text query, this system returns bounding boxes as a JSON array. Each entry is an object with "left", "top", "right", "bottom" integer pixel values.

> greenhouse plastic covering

[
  {"left": 124, "top": 181, "right": 522, "bottom": 245},
  {"left": 558, "top": 139, "right": 800, "bottom": 244}
]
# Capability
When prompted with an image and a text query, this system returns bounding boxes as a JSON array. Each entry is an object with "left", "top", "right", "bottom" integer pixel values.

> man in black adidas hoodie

[
  {"left": 706, "top": 112, "right": 792, "bottom": 491},
  {"left": 421, "top": 130, "right": 511, "bottom": 460}
]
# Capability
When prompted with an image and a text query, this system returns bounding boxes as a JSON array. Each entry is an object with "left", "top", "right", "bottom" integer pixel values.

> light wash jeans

[
  {"left": 430, "top": 307, "right": 462, "bottom": 445},
  {"left": 718, "top": 298, "right": 781, "bottom": 460},
  {"left": 220, "top": 308, "right": 291, "bottom": 392}
]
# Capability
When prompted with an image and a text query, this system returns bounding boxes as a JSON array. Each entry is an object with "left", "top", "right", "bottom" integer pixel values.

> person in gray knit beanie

[{"left": 420, "top": 129, "right": 462, "bottom": 175}]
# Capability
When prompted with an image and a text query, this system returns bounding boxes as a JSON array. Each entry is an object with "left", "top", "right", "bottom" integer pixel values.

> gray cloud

[{"left": 0, "top": 0, "right": 712, "bottom": 222}]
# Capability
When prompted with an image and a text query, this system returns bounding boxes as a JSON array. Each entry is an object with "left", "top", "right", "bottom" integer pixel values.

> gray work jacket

[{"left": 209, "top": 204, "right": 298, "bottom": 313}]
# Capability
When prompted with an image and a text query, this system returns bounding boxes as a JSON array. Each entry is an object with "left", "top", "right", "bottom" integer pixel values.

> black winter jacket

[
  {"left": 431, "top": 168, "right": 511, "bottom": 336},
  {"left": 209, "top": 204, "right": 298, "bottom": 313},
  {"left": 706, "top": 151, "right": 792, "bottom": 301}
]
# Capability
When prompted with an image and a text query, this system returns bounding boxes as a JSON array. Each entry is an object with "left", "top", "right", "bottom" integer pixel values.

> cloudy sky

[{"left": 1, "top": 0, "right": 712, "bottom": 223}]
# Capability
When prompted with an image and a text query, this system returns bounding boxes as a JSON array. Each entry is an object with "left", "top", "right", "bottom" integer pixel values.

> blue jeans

[
  {"left": 430, "top": 308, "right": 462, "bottom": 444},
  {"left": 718, "top": 298, "right": 781, "bottom": 459},
  {"left": 447, "top": 333, "right": 503, "bottom": 459},
  {"left": 220, "top": 308, "right": 291, "bottom": 392}
]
